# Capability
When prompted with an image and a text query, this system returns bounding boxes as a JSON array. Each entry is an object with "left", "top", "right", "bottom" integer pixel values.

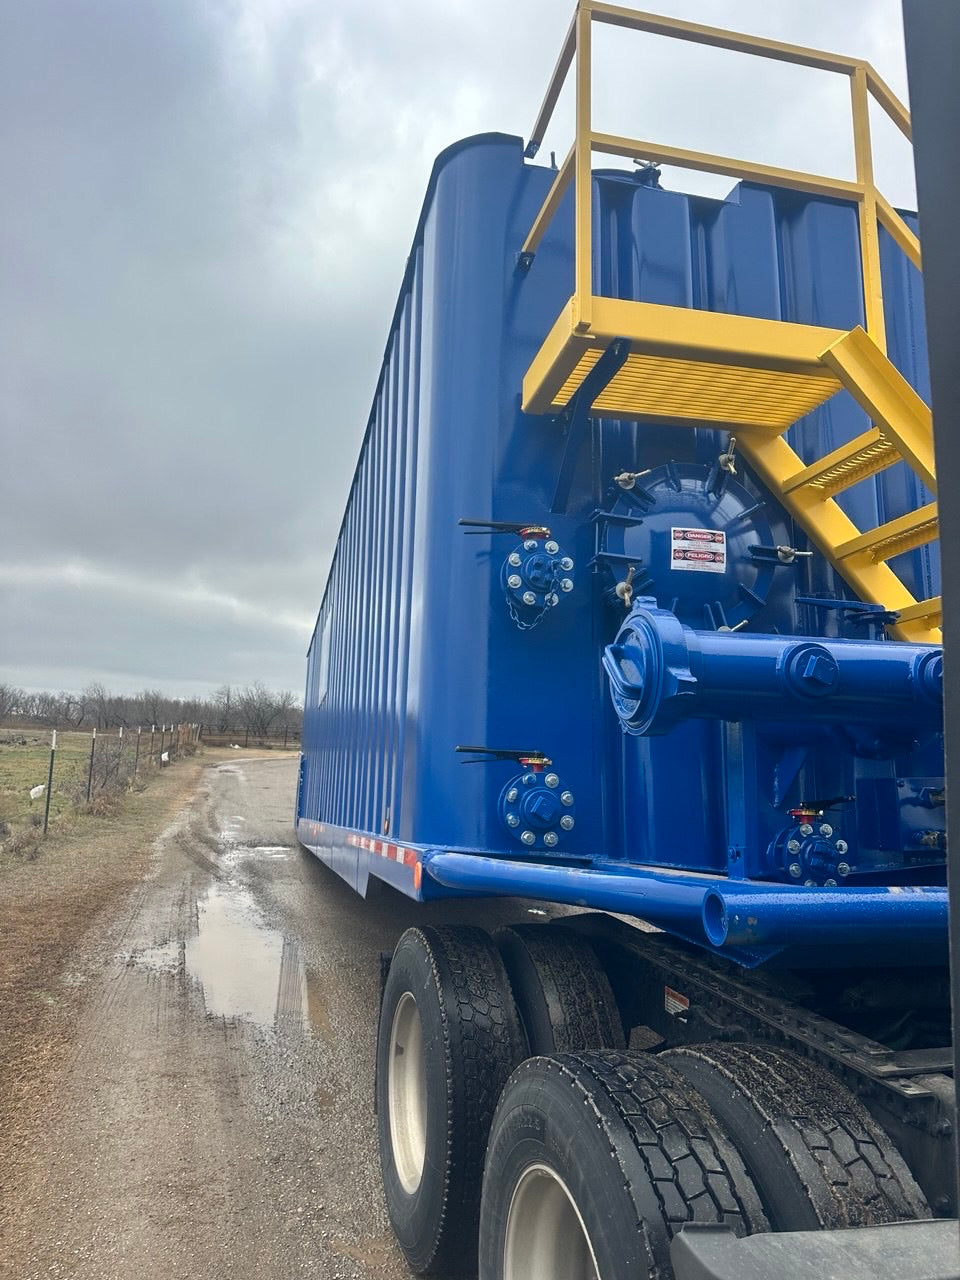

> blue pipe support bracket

[
  {"left": 420, "top": 850, "right": 948, "bottom": 955},
  {"left": 603, "top": 599, "right": 943, "bottom": 736}
]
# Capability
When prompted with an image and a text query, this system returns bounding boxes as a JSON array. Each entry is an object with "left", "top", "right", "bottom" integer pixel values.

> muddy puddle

[
  {"left": 130, "top": 877, "right": 309, "bottom": 1034},
  {"left": 186, "top": 883, "right": 307, "bottom": 1029}
]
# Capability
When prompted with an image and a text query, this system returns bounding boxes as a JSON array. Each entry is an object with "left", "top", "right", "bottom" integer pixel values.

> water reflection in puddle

[{"left": 185, "top": 885, "right": 306, "bottom": 1030}]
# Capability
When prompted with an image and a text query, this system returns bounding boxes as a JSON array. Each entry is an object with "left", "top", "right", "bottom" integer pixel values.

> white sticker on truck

[
  {"left": 664, "top": 985, "right": 690, "bottom": 1017},
  {"left": 670, "top": 527, "right": 726, "bottom": 573}
]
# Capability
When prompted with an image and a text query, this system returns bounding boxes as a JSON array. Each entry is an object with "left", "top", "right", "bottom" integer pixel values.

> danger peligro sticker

[{"left": 670, "top": 527, "right": 726, "bottom": 574}]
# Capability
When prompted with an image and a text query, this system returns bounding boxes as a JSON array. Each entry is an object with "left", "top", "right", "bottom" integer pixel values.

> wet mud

[{"left": 1, "top": 755, "right": 554, "bottom": 1279}]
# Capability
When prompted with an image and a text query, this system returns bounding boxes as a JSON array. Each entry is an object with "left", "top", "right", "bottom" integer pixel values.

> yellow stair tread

[
  {"left": 780, "top": 427, "right": 899, "bottom": 496},
  {"left": 833, "top": 503, "right": 939, "bottom": 563},
  {"left": 522, "top": 296, "right": 844, "bottom": 427}
]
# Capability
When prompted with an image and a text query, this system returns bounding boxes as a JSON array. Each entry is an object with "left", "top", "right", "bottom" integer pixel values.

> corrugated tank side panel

[
  {"left": 400, "top": 136, "right": 532, "bottom": 849},
  {"left": 302, "top": 135, "right": 606, "bottom": 857},
  {"left": 300, "top": 238, "right": 427, "bottom": 846}
]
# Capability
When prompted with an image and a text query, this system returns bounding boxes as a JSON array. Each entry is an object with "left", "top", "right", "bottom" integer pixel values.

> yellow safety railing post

[
  {"left": 850, "top": 66, "right": 887, "bottom": 351},
  {"left": 573, "top": 1, "right": 593, "bottom": 332},
  {"left": 525, "top": 9, "right": 578, "bottom": 158}
]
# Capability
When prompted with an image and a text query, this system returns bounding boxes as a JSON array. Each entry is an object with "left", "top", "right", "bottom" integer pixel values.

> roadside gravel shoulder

[{"left": 0, "top": 756, "right": 207, "bottom": 1220}]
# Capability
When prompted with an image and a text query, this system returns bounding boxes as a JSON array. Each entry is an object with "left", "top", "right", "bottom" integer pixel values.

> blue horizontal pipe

[
  {"left": 604, "top": 599, "right": 943, "bottom": 736},
  {"left": 422, "top": 850, "right": 711, "bottom": 934},
  {"left": 703, "top": 885, "right": 949, "bottom": 949},
  {"left": 421, "top": 851, "right": 948, "bottom": 953}
]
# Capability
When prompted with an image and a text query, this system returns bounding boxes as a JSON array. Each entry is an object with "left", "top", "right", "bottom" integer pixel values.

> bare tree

[
  {"left": 84, "top": 682, "right": 111, "bottom": 731},
  {"left": 0, "top": 683, "right": 22, "bottom": 724},
  {"left": 274, "top": 690, "right": 297, "bottom": 725},
  {"left": 210, "top": 685, "right": 235, "bottom": 733},
  {"left": 3, "top": 680, "right": 300, "bottom": 738},
  {"left": 237, "top": 682, "right": 283, "bottom": 738},
  {"left": 57, "top": 692, "right": 87, "bottom": 727},
  {"left": 135, "top": 688, "right": 166, "bottom": 727}
]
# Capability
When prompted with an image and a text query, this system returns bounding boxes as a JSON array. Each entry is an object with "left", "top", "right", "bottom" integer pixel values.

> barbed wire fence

[
  {"left": 2, "top": 721, "right": 300, "bottom": 855},
  {"left": 2, "top": 723, "right": 200, "bottom": 853}
]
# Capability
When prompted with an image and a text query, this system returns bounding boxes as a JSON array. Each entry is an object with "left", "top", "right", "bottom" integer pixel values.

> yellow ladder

[
  {"left": 518, "top": 3, "right": 941, "bottom": 644},
  {"left": 742, "top": 325, "right": 942, "bottom": 640},
  {"left": 740, "top": 326, "right": 939, "bottom": 644}
]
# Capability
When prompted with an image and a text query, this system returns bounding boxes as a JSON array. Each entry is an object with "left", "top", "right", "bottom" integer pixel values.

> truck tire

[
  {"left": 494, "top": 924, "right": 625, "bottom": 1053},
  {"left": 376, "top": 925, "right": 526, "bottom": 1275},
  {"left": 660, "top": 1042, "right": 930, "bottom": 1230},
  {"left": 479, "top": 1051, "right": 768, "bottom": 1280}
]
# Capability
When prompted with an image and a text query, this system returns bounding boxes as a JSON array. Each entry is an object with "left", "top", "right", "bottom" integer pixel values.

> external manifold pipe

[
  {"left": 602, "top": 599, "right": 943, "bottom": 736},
  {"left": 420, "top": 850, "right": 948, "bottom": 956}
]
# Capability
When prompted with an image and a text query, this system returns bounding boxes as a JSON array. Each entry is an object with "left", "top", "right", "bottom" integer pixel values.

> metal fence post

[
  {"left": 43, "top": 730, "right": 56, "bottom": 834},
  {"left": 134, "top": 725, "right": 141, "bottom": 778},
  {"left": 86, "top": 727, "right": 96, "bottom": 802}
]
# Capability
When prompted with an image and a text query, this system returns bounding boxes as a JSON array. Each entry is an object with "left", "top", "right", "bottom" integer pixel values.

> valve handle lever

[
  {"left": 455, "top": 745, "right": 553, "bottom": 768},
  {"left": 458, "top": 518, "right": 551, "bottom": 537}
]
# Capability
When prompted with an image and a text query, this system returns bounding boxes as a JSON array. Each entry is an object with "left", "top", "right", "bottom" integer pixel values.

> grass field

[
  {"left": 0, "top": 731, "right": 93, "bottom": 834},
  {"left": 0, "top": 727, "right": 179, "bottom": 851}
]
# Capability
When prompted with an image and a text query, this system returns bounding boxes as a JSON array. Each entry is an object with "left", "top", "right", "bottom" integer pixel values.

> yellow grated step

[
  {"left": 558, "top": 349, "right": 837, "bottom": 429},
  {"left": 780, "top": 428, "right": 899, "bottom": 496},
  {"left": 833, "top": 503, "right": 939, "bottom": 564}
]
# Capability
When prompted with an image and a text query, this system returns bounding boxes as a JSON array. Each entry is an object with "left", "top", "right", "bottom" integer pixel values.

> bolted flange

[
  {"left": 500, "top": 535, "right": 575, "bottom": 630},
  {"left": 498, "top": 768, "right": 576, "bottom": 851}
]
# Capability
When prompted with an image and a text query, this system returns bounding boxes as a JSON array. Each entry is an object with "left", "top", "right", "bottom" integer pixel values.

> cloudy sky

[{"left": 1, "top": 0, "right": 916, "bottom": 699}]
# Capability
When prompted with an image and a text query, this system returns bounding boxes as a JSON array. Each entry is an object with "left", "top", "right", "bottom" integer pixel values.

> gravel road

[{"left": 1, "top": 755, "right": 547, "bottom": 1280}]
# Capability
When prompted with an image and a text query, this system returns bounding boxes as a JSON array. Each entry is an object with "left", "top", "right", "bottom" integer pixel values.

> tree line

[{"left": 0, "top": 681, "right": 302, "bottom": 738}]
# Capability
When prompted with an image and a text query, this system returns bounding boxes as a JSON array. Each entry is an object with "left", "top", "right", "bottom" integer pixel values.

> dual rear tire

[
  {"left": 376, "top": 922, "right": 620, "bottom": 1274},
  {"left": 376, "top": 925, "right": 526, "bottom": 1276},
  {"left": 376, "top": 923, "right": 929, "bottom": 1278},
  {"left": 479, "top": 1051, "right": 769, "bottom": 1280}
]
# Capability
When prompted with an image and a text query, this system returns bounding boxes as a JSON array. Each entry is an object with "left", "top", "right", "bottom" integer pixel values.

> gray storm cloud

[{"left": 0, "top": 0, "right": 914, "bottom": 695}]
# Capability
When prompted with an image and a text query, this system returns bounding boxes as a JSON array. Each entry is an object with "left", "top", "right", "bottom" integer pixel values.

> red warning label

[{"left": 670, "top": 527, "right": 726, "bottom": 574}]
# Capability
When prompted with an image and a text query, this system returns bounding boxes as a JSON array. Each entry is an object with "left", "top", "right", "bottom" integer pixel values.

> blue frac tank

[{"left": 297, "top": 133, "right": 945, "bottom": 967}]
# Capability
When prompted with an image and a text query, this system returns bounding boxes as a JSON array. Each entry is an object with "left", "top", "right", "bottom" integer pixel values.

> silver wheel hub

[
  {"left": 387, "top": 991, "right": 428, "bottom": 1194},
  {"left": 504, "top": 1162, "right": 600, "bottom": 1280}
]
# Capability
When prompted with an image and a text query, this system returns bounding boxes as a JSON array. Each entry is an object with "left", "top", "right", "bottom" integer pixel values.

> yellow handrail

[{"left": 521, "top": 1, "right": 918, "bottom": 355}]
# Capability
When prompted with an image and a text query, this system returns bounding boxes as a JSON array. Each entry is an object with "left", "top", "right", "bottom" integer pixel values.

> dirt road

[{"left": 0, "top": 754, "right": 545, "bottom": 1279}]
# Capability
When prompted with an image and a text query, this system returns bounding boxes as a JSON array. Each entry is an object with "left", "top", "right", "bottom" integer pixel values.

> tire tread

[
  {"left": 495, "top": 924, "right": 625, "bottom": 1052},
  {"left": 400, "top": 925, "right": 525, "bottom": 1274},
  {"left": 662, "top": 1042, "right": 929, "bottom": 1229},
  {"left": 546, "top": 1051, "right": 766, "bottom": 1233}
]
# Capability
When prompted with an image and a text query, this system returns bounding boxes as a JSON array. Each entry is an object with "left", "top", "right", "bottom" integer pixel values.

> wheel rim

[
  {"left": 504, "top": 1162, "right": 600, "bottom": 1280},
  {"left": 387, "top": 991, "right": 428, "bottom": 1194}
]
